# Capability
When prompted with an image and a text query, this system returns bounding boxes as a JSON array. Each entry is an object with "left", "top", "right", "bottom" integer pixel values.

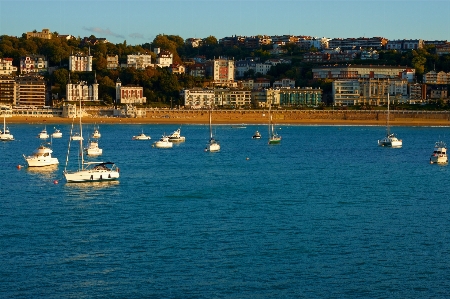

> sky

[{"left": 1, "top": 0, "right": 450, "bottom": 46}]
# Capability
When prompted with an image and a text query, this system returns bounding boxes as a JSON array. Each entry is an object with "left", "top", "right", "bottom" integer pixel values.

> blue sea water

[{"left": 1, "top": 123, "right": 450, "bottom": 298}]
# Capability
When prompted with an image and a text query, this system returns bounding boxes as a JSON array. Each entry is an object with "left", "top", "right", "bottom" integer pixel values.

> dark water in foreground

[{"left": 1, "top": 124, "right": 450, "bottom": 298}]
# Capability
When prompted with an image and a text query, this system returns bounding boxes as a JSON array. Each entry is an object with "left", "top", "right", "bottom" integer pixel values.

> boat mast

[
  {"left": 268, "top": 92, "right": 273, "bottom": 138},
  {"left": 386, "top": 80, "right": 390, "bottom": 136},
  {"left": 209, "top": 105, "right": 213, "bottom": 140},
  {"left": 79, "top": 96, "right": 84, "bottom": 169}
]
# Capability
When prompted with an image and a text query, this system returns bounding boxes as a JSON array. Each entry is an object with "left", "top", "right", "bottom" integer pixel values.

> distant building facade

[
  {"left": 0, "top": 58, "right": 18, "bottom": 76},
  {"left": 15, "top": 75, "right": 47, "bottom": 106},
  {"left": 20, "top": 55, "right": 48, "bottom": 74},
  {"left": 66, "top": 79, "right": 99, "bottom": 102},
  {"left": 26, "top": 28, "right": 52, "bottom": 40},
  {"left": 127, "top": 54, "right": 153, "bottom": 70},
  {"left": 115, "top": 78, "right": 146, "bottom": 105},
  {"left": 69, "top": 52, "right": 93, "bottom": 72}
]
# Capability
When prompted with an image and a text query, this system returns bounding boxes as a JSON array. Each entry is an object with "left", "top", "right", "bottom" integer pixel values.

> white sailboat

[
  {"left": 63, "top": 99, "right": 119, "bottom": 183},
  {"left": 205, "top": 106, "right": 220, "bottom": 152},
  {"left": 0, "top": 114, "right": 14, "bottom": 141},
  {"left": 268, "top": 95, "right": 281, "bottom": 145},
  {"left": 378, "top": 90, "right": 402, "bottom": 148}
]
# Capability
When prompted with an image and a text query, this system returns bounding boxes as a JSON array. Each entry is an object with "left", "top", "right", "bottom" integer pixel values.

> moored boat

[
  {"left": 52, "top": 127, "right": 62, "bottom": 138},
  {"left": 23, "top": 144, "right": 59, "bottom": 167},
  {"left": 430, "top": 141, "right": 448, "bottom": 164},
  {"left": 37, "top": 126, "right": 49, "bottom": 139},
  {"left": 132, "top": 131, "right": 151, "bottom": 140},
  {"left": 153, "top": 135, "right": 173, "bottom": 148},
  {"left": 252, "top": 130, "right": 261, "bottom": 139},
  {"left": 168, "top": 128, "right": 185, "bottom": 142},
  {"left": 85, "top": 140, "right": 103, "bottom": 156}
]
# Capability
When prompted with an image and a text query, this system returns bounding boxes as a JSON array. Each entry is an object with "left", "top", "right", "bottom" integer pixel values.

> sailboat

[
  {"left": 0, "top": 113, "right": 14, "bottom": 141},
  {"left": 268, "top": 95, "right": 281, "bottom": 145},
  {"left": 63, "top": 98, "right": 119, "bottom": 183},
  {"left": 378, "top": 89, "right": 402, "bottom": 148},
  {"left": 205, "top": 106, "right": 220, "bottom": 152}
]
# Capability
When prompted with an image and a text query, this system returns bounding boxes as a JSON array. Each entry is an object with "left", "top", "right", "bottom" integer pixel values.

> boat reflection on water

[
  {"left": 64, "top": 180, "right": 120, "bottom": 189},
  {"left": 26, "top": 165, "right": 59, "bottom": 179}
]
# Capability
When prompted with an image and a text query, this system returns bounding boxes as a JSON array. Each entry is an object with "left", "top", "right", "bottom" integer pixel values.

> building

[
  {"left": 273, "top": 78, "right": 295, "bottom": 89},
  {"left": 328, "top": 37, "right": 387, "bottom": 50},
  {"left": 253, "top": 78, "right": 271, "bottom": 90},
  {"left": 180, "top": 88, "right": 215, "bottom": 108},
  {"left": 154, "top": 49, "right": 173, "bottom": 68},
  {"left": 69, "top": 51, "right": 93, "bottom": 72},
  {"left": 0, "top": 76, "right": 16, "bottom": 106},
  {"left": 115, "top": 78, "right": 146, "bottom": 105},
  {"left": 169, "top": 64, "right": 185, "bottom": 74},
  {"left": 423, "top": 71, "right": 450, "bottom": 84},
  {"left": 435, "top": 43, "right": 450, "bottom": 56},
  {"left": 385, "top": 39, "right": 424, "bottom": 50},
  {"left": 206, "top": 57, "right": 235, "bottom": 86},
  {"left": 26, "top": 28, "right": 52, "bottom": 40},
  {"left": 20, "top": 55, "right": 48, "bottom": 74},
  {"left": 313, "top": 65, "right": 415, "bottom": 82},
  {"left": 333, "top": 79, "right": 410, "bottom": 106},
  {"left": 15, "top": 75, "right": 47, "bottom": 106},
  {"left": 188, "top": 63, "right": 206, "bottom": 78},
  {"left": 107, "top": 55, "right": 119, "bottom": 70},
  {"left": 278, "top": 87, "right": 322, "bottom": 107},
  {"left": 0, "top": 58, "right": 18, "bottom": 76},
  {"left": 127, "top": 53, "right": 153, "bottom": 70},
  {"left": 66, "top": 77, "right": 99, "bottom": 102}
]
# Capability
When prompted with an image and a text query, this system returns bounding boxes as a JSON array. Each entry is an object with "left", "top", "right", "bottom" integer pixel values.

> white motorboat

[
  {"left": 132, "top": 131, "right": 151, "bottom": 140},
  {"left": 153, "top": 135, "right": 173, "bottom": 148},
  {"left": 71, "top": 133, "right": 83, "bottom": 141},
  {"left": 378, "top": 91, "right": 402, "bottom": 148},
  {"left": 64, "top": 97, "right": 119, "bottom": 183},
  {"left": 205, "top": 107, "right": 220, "bottom": 152},
  {"left": 38, "top": 126, "right": 49, "bottom": 139},
  {"left": 168, "top": 128, "right": 185, "bottom": 142},
  {"left": 430, "top": 141, "right": 448, "bottom": 164},
  {"left": 23, "top": 144, "right": 59, "bottom": 167},
  {"left": 252, "top": 130, "right": 261, "bottom": 139},
  {"left": 0, "top": 114, "right": 14, "bottom": 141},
  {"left": 52, "top": 127, "right": 62, "bottom": 138},
  {"left": 91, "top": 126, "right": 101, "bottom": 139},
  {"left": 85, "top": 140, "right": 103, "bottom": 156}
]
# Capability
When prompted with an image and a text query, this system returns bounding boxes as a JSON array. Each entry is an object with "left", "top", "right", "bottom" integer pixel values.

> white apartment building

[
  {"left": 423, "top": 70, "right": 450, "bottom": 84},
  {"left": 385, "top": 39, "right": 424, "bottom": 50},
  {"left": 333, "top": 79, "right": 409, "bottom": 106},
  {"left": 115, "top": 78, "right": 146, "bottom": 105},
  {"left": 66, "top": 80, "right": 99, "bottom": 102},
  {"left": 273, "top": 78, "right": 295, "bottom": 89},
  {"left": 180, "top": 88, "right": 215, "bottom": 108},
  {"left": 69, "top": 52, "right": 93, "bottom": 72},
  {"left": 0, "top": 58, "right": 18, "bottom": 75},
  {"left": 107, "top": 55, "right": 119, "bottom": 69},
  {"left": 127, "top": 53, "right": 153, "bottom": 70},
  {"left": 154, "top": 48, "right": 173, "bottom": 68},
  {"left": 20, "top": 55, "right": 48, "bottom": 74},
  {"left": 206, "top": 57, "right": 235, "bottom": 86}
]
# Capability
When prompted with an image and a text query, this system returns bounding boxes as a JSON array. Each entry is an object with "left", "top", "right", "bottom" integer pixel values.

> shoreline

[
  {"left": 5, "top": 115, "right": 450, "bottom": 127},
  {"left": 4, "top": 109, "right": 450, "bottom": 127}
]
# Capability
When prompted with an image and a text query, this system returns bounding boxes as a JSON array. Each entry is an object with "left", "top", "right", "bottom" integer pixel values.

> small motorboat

[
  {"left": 23, "top": 144, "right": 59, "bottom": 167},
  {"left": 38, "top": 126, "right": 49, "bottom": 139},
  {"left": 132, "top": 131, "right": 151, "bottom": 140},
  {"left": 52, "top": 128, "right": 62, "bottom": 138},
  {"left": 153, "top": 135, "right": 173, "bottom": 148},
  {"left": 91, "top": 126, "right": 101, "bottom": 139},
  {"left": 252, "top": 130, "right": 261, "bottom": 139},
  {"left": 168, "top": 128, "right": 185, "bottom": 142},
  {"left": 85, "top": 140, "right": 103, "bottom": 156},
  {"left": 430, "top": 141, "right": 448, "bottom": 164},
  {"left": 71, "top": 133, "right": 83, "bottom": 141}
]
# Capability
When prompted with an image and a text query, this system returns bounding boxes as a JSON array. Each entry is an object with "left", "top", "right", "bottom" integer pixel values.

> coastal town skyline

[{"left": 1, "top": 0, "right": 449, "bottom": 45}]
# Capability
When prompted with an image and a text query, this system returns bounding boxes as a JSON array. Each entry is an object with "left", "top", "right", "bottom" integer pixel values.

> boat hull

[
  {"left": 430, "top": 155, "right": 448, "bottom": 164},
  {"left": 378, "top": 137, "right": 402, "bottom": 148},
  {"left": 153, "top": 142, "right": 173, "bottom": 148},
  {"left": 25, "top": 158, "right": 59, "bottom": 167},
  {"left": 206, "top": 142, "right": 220, "bottom": 152},
  {"left": 64, "top": 169, "right": 119, "bottom": 183}
]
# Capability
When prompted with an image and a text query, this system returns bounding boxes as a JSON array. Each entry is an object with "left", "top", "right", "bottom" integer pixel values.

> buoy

[
  {"left": 246, "top": 157, "right": 250, "bottom": 160},
  {"left": 16, "top": 165, "right": 22, "bottom": 169},
  {"left": 53, "top": 180, "right": 59, "bottom": 184}
]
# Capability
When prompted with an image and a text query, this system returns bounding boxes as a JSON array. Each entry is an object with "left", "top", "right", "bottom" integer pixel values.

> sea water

[{"left": 1, "top": 124, "right": 450, "bottom": 298}]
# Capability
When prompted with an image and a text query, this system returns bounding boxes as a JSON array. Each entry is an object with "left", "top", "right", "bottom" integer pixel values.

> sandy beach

[{"left": 5, "top": 110, "right": 450, "bottom": 127}]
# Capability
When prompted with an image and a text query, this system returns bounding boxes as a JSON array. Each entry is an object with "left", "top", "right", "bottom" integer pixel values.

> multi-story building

[
  {"left": 385, "top": 39, "right": 424, "bottom": 50},
  {"left": 127, "top": 53, "right": 153, "bottom": 70},
  {"left": 169, "top": 64, "right": 185, "bottom": 74},
  {"left": 409, "top": 83, "right": 426, "bottom": 104},
  {"left": 188, "top": 63, "right": 206, "bottom": 78},
  {"left": 253, "top": 78, "right": 271, "bottom": 89},
  {"left": 328, "top": 37, "right": 387, "bottom": 50},
  {"left": 0, "top": 76, "right": 16, "bottom": 105},
  {"left": 180, "top": 88, "right": 215, "bottom": 108},
  {"left": 218, "top": 89, "right": 252, "bottom": 108},
  {"left": 278, "top": 87, "right": 322, "bottom": 107},
  {"left": 185, "top": 38, "right": 203, "bottom": 48},
  {"left": 115, "top": 78, "right": 146, "bottom": 105},
  {"left": 0, "top": 58, "right": 18, "bottom": 75},
  {"left": 154, "top": 49, "right": 173, "bottom": 68},
  {"left": 20, "top": 55, "right": 48, "bottom": 74},
  {"left": 66, "top": 78, "right": 99, "bottom": 102},
  {"left": 69, "top": 52, "right": 93, "bottom": 72},
  {"left": 435, "top": 43, "right": 450, "bottom": 56},
  {"left": 205, "top": 57, "right": 235, "bottom": 86},
  {"left": 15, "top": 75, "right": 47, "bottom": 106},
  {"left": 423, "top": 71, "right": 450, "bottom": 84},
  {"left": 26, "top": 28, "right": 52, "bottom": 40},
  {"left": 273, "top": 78, "right": 295, "bottom": 89},
  {"left": 333, "top": 79, "right": 409, "bottom": 106},
  {"left": 430, "top": 86, "right": 447, "bottom": 100},
  {"left": 107, "top": 55, "right": 119, "bottom": 70},
  {"left": 313, "top": 65, "right": 415, "bottom": 82}
]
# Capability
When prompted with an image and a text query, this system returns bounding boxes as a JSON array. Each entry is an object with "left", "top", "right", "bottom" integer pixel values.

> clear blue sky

[{"left": 1, "top": 0, "right": 449, "bottom": 46}]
